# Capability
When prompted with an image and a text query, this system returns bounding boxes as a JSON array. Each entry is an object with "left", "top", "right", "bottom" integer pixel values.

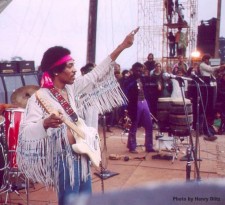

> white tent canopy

[
  {"left": 0, "top": 0, "right": 137, "bottom": 71},
  {"left": 0, "top": 0, "right": 223, "bottom": 71}
]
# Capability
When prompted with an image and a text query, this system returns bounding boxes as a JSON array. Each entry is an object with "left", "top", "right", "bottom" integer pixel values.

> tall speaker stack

[{"left": 0, "top": 60, "right": 39, "bottom": 104}]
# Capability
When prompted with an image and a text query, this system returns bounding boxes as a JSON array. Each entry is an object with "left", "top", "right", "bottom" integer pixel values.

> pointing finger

[{"left": 130, "top": 27, "right": 140, "bottom": 35}]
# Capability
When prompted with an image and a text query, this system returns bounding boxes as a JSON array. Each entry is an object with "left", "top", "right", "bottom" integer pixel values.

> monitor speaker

[{"left": 1, "top": 74, "right": 23, "bottom": 104}]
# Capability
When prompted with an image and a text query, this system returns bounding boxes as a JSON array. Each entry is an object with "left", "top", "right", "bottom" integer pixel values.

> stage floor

[{"left": 1, "top": 126, "right": 225, "bottom": 205}]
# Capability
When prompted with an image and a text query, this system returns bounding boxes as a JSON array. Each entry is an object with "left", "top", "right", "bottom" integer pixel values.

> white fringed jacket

[{"left": 16, "top": 56, "right": 126, "bottom": 189}]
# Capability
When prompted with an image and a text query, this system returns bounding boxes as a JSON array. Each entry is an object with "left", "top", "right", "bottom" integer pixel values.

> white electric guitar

[{"left": 35, "top": 90, "right": 101, "bottom": 167}]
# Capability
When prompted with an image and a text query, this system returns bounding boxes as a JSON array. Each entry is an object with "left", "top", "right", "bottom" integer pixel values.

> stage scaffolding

[{"left": 137, "top": 0, "right": 198, "bottom": 68}]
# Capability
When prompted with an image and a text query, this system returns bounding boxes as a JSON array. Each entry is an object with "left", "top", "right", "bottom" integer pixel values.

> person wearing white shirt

[{"left": 199, "top": 54, "right": 225, "bottom": 77}]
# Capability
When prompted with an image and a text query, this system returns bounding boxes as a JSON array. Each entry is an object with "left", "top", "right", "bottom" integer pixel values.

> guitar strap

[{"left": 49, "top": 87, "right": 78, "bottom": 122}]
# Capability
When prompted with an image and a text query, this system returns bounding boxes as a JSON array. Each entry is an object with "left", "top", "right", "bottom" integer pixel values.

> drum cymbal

[{"left": 11, "top": 85, "right": 40, "bottom": 108}]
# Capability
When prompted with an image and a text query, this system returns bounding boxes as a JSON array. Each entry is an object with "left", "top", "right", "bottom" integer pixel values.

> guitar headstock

[{"left": 35, "top": 90, "right": 59, "bottom": 116}]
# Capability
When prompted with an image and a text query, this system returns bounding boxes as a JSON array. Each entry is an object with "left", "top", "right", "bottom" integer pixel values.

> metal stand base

[{"left": 94, "top": 169, "right": 119, "bottom": 180}]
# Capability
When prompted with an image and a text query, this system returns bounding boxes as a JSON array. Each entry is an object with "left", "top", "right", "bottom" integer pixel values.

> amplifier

[
  {"left": 15, "top": 61, "right": 35, "bottom": 73},
  {"left": 0, "top": 62, "right": 18, "bottom": 74}
]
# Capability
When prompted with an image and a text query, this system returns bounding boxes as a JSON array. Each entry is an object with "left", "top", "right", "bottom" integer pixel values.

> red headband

[
  {"left": 41, "top": 55, "right": 73, "bottom": 88},
  {"left": 49, "top": 55, "right": 73, "bottom": 70}
]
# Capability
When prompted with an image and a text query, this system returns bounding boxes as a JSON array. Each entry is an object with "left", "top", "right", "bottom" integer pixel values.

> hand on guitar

[
  {"left": 42, "top": 110, "right": 76, "bottom": 144},
  {"left": 43, "top": 111, "right": 64, "bottom": 129}
]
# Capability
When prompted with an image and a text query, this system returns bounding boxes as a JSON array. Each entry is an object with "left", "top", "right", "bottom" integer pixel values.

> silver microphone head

[
  {"left": 162, "top": 72, "right": 176, "bottom": 80},
  {"left": 162, "top": 72, "right": 171, "bottom": 80}
]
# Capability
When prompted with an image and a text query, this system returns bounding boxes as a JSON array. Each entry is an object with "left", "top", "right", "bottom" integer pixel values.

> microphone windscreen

[{"left": 162, "top": 72, "right": 170, "bottom": 80}]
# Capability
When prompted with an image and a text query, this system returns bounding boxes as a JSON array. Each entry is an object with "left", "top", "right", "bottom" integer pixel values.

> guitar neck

[
  {"left": 63, "top": 118, "right": 85, "bottom": 139},
  {"left": 36, "top": 90, "right": 85, "bottom": 139}
]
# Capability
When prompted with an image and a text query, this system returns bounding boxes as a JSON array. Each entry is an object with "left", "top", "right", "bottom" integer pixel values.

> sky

[{"left": 0, "top": 0, "right": 224, "bottom": 71}]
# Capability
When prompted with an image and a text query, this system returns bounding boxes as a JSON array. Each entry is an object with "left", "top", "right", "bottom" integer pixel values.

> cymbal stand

[{"left": 3, "top": 151, "right": 30, "bottom": 205}]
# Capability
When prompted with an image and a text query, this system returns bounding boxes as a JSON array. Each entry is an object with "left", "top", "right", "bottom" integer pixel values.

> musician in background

[
  {"left": 199, "top": 54, "right": 225, "bottom": 141},
  {"left": 200, "top": 54, "right": 225, "bottom": 77},
  {"left": 16, "top": 29, "right": 138, "bottom": 205},
  {"left": 200, "top": 54, "right": 225, "bottom": 110},
  {"left": 125, "top": 62, "right": 155, "bottom": 154}
]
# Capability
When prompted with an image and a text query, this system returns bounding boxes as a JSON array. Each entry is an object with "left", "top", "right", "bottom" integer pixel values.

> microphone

[
  {"left": 190, "top": 71, "right": 204, "bottom": 83},
  {"left": 162, "top": 72, "right": 193, "bottom": 81}
]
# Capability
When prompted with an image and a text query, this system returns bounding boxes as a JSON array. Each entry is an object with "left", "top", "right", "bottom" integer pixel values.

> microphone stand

[
  {"left": 94, "top": 114, "right": 119, "bottom": 191},
  {"left": 192, "top": 80, "right": 202, "bottom": 181},
  {"left": 176, "top": 78, "right": 201, "bottom": 182}
]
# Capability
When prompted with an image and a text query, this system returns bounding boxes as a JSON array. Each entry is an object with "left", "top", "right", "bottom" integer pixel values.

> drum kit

[
  {"left": 155, "top": 97, "right": 193, "bottom": 163},
  {"left": 0, "top": 85, "right": 39, "bottom": 203}
]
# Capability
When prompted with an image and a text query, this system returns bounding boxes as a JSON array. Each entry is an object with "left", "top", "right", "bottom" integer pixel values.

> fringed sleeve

[{"left": 73, "top": 56, "right": 127, "bottom": 117}]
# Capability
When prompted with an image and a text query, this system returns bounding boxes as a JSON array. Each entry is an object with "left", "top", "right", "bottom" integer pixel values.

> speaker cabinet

[
  {"left": 15, "top": 61, "right": 35, "bottom": 73},
  {"left": 0, "top": 62, "right": 18, "bottom": 74},
  {"left": 1, "top": 74, "right": 23, "bottom": 103},
  {"left": 0, "top": 76, "right": 6, "bottom": 103},
  {"left": 22, "top": 72, "right": 39, "bottom": 86}
]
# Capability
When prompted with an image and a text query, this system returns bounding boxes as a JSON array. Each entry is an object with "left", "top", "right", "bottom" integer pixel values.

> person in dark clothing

[
  {"left": 124, "top": 62, "right": 155, "bottom": 153},
  {"left": 149, "top": 62, "right": 163, "bottom": 120},
  {"left": 164, "top": 0, "right": 174, "bottom": 24},
  {"left": 118, "top": 69, "right": 131, "bottom": 117},
  {"left": 167, "top": 31, "right": 176, "bottom": 57},
  {"left": 144, "top": 53, "right": 156, "bottom": 73}
]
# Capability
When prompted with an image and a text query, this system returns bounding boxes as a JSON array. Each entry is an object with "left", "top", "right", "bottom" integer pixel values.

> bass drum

[{"left": 4, "top": 108, "right": 24, "bottom": 168}]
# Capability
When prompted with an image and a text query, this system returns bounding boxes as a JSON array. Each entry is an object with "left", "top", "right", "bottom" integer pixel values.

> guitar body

[
  {"left": 35, "top": 91, "right": 101, "bottom": 167},
  {"left": 71, "top": 124, "right": 101, "bottom": 167}
]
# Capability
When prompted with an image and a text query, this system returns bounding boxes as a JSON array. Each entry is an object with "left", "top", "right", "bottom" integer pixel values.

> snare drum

[{"left": 4, "top": 108, "right": 24, "bottom": 168}]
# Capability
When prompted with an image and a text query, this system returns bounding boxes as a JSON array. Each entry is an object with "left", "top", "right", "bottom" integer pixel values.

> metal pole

[
  {"left": 86, "top": 0, "right": 98, "bottom": 64},
  {"left": 214, "top": 0, "right": 221, "bottom": 58}
]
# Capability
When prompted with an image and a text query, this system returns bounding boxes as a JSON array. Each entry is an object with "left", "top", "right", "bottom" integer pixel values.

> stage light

[{"left": 191, "top": 50, "right": 201, "bottom": 58}]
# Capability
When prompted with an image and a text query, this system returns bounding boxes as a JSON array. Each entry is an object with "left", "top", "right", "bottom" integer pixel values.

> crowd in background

[{"left": 96, "top": 52, "right": 225, "bottom": 139}]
